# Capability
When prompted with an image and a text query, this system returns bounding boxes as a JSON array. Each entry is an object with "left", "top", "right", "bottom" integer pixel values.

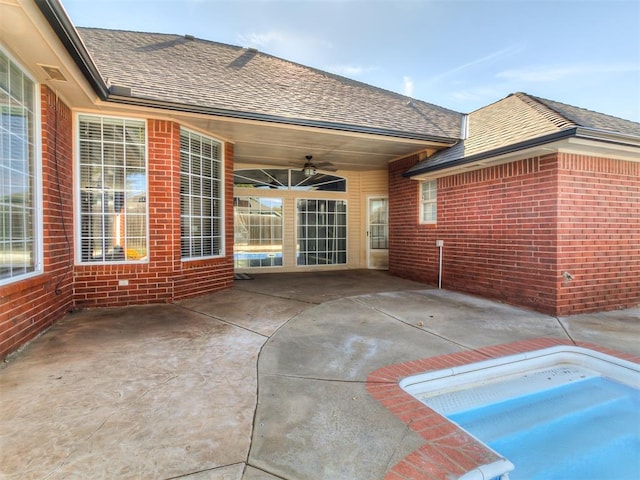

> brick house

[
  {"left": 1, "top": 0, "right": 638, "bottom": 359},
  {"left": 393, "top": 93, "right": 639, "bottom": 316}
]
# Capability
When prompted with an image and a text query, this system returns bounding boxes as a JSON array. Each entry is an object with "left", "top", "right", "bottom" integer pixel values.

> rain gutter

[
  {"left": 106, "top": 93, "right": 459, "bottom": 142},
  {"left": 403, "top": 127, "right": 640, "bottom": 177}
]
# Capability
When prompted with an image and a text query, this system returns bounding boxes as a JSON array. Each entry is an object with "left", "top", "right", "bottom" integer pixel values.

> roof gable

[
  {"left": 76, "top": 27, "right": 463, "bottom": 141},
  {"left": 406, "top": 92, "right": 640, "bottom": 176}
]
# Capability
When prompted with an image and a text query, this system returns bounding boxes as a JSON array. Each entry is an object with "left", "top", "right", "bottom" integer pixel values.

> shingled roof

[
  {"left": 405, "top": 92, "right": 640, "bottom": 176},
  {"left": 76, "top": 27, "right": 463, "bottom": 141}
]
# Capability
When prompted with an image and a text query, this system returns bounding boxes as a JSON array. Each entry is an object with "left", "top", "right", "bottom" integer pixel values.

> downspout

[
  {"left": 460, "top": 113, "right": 469, "bottom": 140},
  {"left": 436, "top": 240, "right": 444, "bottom": 288}
]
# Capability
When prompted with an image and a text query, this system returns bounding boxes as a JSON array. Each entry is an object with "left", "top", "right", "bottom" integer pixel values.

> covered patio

[{"left": 1, "top": 271, "right": 637, "bottom": 479}]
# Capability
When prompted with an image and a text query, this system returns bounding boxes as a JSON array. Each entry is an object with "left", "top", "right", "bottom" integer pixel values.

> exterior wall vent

[
  {"left": 38, "top": 64, "right": 67, "bottom": 82},
  {"left": 108, "top": 84, "right": 132, "bottom": 96}
]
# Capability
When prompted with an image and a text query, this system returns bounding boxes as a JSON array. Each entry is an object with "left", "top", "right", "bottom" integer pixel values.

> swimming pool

[{"left": 400, "top": 346, "right": 640, "bottom": 480}]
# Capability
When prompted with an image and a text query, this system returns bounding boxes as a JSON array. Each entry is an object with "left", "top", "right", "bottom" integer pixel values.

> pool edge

[{"left": 366, "top": 338, "right": 640, "bottom": 480}]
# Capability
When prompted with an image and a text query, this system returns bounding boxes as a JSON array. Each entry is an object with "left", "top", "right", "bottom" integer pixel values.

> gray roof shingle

[
  {"left": 406, "top": 92, "right": 640, "bottom": 176},
  {"left": 77, "top": 27, "right": 463, "bottom": 140},
  {"left": 528, "top": 94, "right": 640, "bottom": 137}
]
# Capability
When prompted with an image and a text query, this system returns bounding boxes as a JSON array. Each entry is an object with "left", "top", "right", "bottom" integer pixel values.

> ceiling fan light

[{"left": 303, "top": 165, "right": 316, "bottom": 177}]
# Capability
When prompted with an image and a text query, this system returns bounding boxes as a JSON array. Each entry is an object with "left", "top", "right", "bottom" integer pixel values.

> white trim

[
  {"left": 295, "top": 197, "right": 348, "bottom": 267},
  {"left": 233, "top": 196, "right": 284, "bottom": 269},
  {"left": 179, "top": 126, "right": 225, "bottom": 261},
  {"left": 0, "top": 47, "right": 43, "bottom": 286},
  {"left": 74, "top": 112, "right": 149, "bottom": 265},
  {"left": 366, "top": 195, "right": 388, "bottom": 270},
  {"left": 419, "top": 179, "right": 437, "bottom": 224}
]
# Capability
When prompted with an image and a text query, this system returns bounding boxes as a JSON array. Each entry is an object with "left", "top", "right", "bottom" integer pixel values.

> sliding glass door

[{"left": 296, "top": 199, "right": 347, "bottom": 266}]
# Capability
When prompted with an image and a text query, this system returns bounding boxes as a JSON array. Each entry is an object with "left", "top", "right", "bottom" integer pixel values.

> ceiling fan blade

[{"left": 316, "top": 163, "right": 337, "bottom": 171}]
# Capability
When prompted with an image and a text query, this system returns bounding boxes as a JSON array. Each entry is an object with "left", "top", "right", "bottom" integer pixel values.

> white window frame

[
  {"left": 233, "top": 196, "right": 283, "bottom": 268},
  {"left": 180, "top": 127, "right": 225, "bottom": 261},
  {"left": 420, "top": 180, "right": 437, "bottom": 224},
  {"left": 75, "top": 113, "right": 149, "bottom": 264},
  {"left": 0, "top": 48, "right": 42, "bottom": 286},
  {"left": 295, "top": 198, "right": 348, "bottom": 266}
]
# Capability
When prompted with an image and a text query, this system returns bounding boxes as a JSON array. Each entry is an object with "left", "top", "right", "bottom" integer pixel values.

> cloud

[
  {"left": 426, "top": 44, "right": 526, "bottom": 85},
  {"left": 449, "top": 85, "right": 506, "bottom": 103},
  {"left": 403, "top": 76, "right": 414, "bottom": 97},
  {"left": 238, "top": 31, "right": 286, "bottom": 50},
  {"left": 497, "top": 62, "right": 640, "bottom": 82},
  {"left": 326, "top": 64, "right": 375, "bottom": 77},
  {"left": 237, "top": 29, "right": 332, "bottom": 61}
]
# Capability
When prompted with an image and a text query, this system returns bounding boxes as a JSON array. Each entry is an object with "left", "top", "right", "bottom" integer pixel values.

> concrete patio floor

[{"left": 1, "top": 270, "right": 638, "bottom": 479}]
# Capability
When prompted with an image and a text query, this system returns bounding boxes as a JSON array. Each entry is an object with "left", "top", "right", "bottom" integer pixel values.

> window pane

[
  {"left": 78, "top": 115, "right": 147, "bottom": 262},
  {"left": 180, "top": 129, "right": 223, "bottom": 259},
  {"left": 421, "top": 180, "right": 437, "bottom": 222},
  {"left": 0, "top": 50, "right": 37, "bottom": 282},
  {"left": 233, "top": 169, "right": 289, "bottom": 190},
  {"left": 234, "top": 168, "right": 346, "bottom": 192},
  {"left": 234, "top": 197, "right": 283, "bottom": 268},
  {"left": 296, "top": 199, "right": 347, "bottom": 266}
]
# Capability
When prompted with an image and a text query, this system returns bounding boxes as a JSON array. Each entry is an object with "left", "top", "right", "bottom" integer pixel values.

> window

[
  {"left": 234, "top": 168, "right": 346, "bottom": 192},
  {"left": 420, "top": 180, "right": 437, "bottom": 223},
  {"left": 78, "top": 115, "right": 147, "bottom": 262},
  {"left": 180, "top": 128, "right": 223, "bottom": 259},
  {"left": 234, "top": 197, "right": 283, "bottom": 268},
  {"left": 297, "top": 199, "right": 347, "bottom": 265},
  {"left": 369, "top": 198, "right": 388, "bottom": 249},
  {"left": 0, "top": 50, "right": 39, "bottom": 283}
]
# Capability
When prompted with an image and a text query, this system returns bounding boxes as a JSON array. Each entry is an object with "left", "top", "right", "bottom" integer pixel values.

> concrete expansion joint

[
  {"left": 261, "top": 372, "right": 368, "bottom": 384},
  {"left": 234, "top": 285, "right": 319, "bottom": 306},
  {"left": 354, "top": 298, "right": 474, "bottom": 352},
  {"left": 176, "top": 303, "right": 271, "bottom": 339},
  {"left": 243, "top": 463, "right": 288, "bottom": 479},
  {"left": 163, "top": 462, "right": 247, "bottom": 479},
  {"left": 383, "top": 425, "right": 418, "bottom": 475},
  {"left": 555, "top": 315, "right": 577, "bottom": 344}
]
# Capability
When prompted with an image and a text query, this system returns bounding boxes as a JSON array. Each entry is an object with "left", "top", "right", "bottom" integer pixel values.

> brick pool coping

[{"left": 366, "top": 338, "right": 640, "bottom": 480}]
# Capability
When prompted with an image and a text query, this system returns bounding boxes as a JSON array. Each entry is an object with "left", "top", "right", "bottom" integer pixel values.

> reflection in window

[
  {"left": 78, "top": 115, "right": 147, "bottom": 262},
  {"left": 0, "top": 50, "right": 37, "bottom": 282},
  {"left": 234, "top": 197, "right": 283, "bottom": 268},
  {"left": 180, "top": 128, "right": 223, "bottom": 259},
  {"left": 297, "top": 199, "right": 347, "bottom": 266},
  {"left": 420, "top": 180, "right": 437, "bottom": 223},
  {"left": 369, "top": 198, "right": 388, "bottom": 249},
  {"left": 234, "top": 169, "right": 346, "bottom": 192}
]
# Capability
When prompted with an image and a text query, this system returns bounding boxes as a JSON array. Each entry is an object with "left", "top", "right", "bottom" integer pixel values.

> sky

[{"left": 61, "top": 0, "right": 640, "bottom": 122}]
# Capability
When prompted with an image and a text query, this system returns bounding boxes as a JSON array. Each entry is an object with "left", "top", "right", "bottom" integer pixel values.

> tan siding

[{"left": 233, "top": 169, "right": 388, "bottom": 272}]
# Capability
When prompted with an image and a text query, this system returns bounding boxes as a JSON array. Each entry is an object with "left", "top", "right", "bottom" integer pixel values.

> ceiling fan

[{"left": 297, "top": 155, "right": 337, "bottom": 177}]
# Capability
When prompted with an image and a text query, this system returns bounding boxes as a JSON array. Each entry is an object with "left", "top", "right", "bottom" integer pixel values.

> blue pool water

[{"left": 448, "top": 377, "right": 640, "bottom": 480}]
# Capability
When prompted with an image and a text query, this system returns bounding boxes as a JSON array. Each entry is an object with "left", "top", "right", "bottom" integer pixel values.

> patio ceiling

[{"left": 163, "top": 110, "right": 453, "bottom": 171}]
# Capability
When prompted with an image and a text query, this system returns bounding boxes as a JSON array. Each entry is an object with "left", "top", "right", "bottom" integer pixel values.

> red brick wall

[
  {"left": 389, "top": 152, "right": 639, "bottom": 316},
  {"left": 0, "top": 87, "right": 74, "bottom": 359},
  {"left": 73, "top": 119, "right": 179, "bottom": 307},
  {"left": 173, "top": 141, "right": 235, "bottom": 300},
  {"left": 389, "top": 154, "right": 560, "bottom": 314},
  {"left": 73, "top": 120, "right": 235, "bottom": 307},
  {"left": 556, "top": 154, "right": 639, "bottom": 314},
  {"left": 1, "top": 103, "right": 235, "bottom": 360}
]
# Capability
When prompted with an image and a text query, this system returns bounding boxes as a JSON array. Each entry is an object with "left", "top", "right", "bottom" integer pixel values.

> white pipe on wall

[{"left": 436, "top": 240, "right": 444, "bottom": 288}]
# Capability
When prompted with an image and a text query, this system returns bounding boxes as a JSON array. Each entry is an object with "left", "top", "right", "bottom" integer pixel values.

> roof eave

[
  {"left": 107, "top": 94, "right": 460, "bottom": 143},
  {"left": 35, "top": 0, "right": 110, "bottom": 99},
  {"left": 403, "top": 127, "right": 640, "bottom": 178},
  {"left": 36, "top": 2, "right": 462, "bottom": 144}
]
